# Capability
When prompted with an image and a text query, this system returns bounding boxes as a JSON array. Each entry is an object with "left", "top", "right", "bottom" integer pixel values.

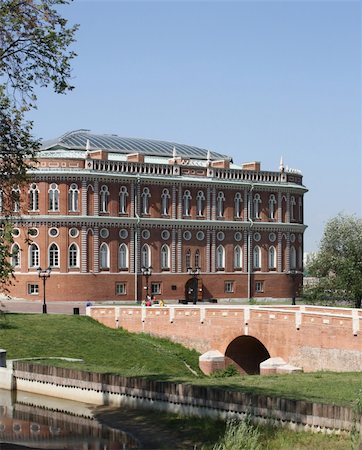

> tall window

[
  {"left": 141, "top": 187, "right": 151, "bottom": 215},
  {"left": 234, "top": 245, "right": 242, "bottom": 270},
  {"left": 11, "top": 244, "right": 20, "bottom": 267},
  {"left": 185, "top": 248, "right": 191, "bottom": 269},
  {"left": 298, "top": 197, "right": 302, "bottom": 222},
  {"left": 28, "top": 184, "right": 39, "bottom": 211},
  {"left": 196, "top": 191, "right": 205, "bottom": 216},
  {"left": 12, "top": 186, "right": 20, "bottom": 212},
  {"left": 234, "top": 192, "right": 242, "bottom": 218},
  {"left": 99, "top": 185, "right": 109, "bottom": 213},
  {"left": 48, "top": 183, "right": 59, "bottom": 211},
  {"left": 118, "top": 243, "right": 128, "bottom": 270},
  {"left": 161, "top": 189, "right": 170, "bottom": 215},
  {"left": 268, "top": 194, "right": 276, "bottom": 220},
  {"left": 253, "top": 193, "right": 261, "bottom": 219},
  {"left": 68, "top": 183, "right": 79, "bottom": 212},
  {"left": 161, "top": 244, "right": 170, "bottom": 270},
  {"left": 290, "top": 196, "right": 296, "bottom": 221},
  {"left": 0, "top": 190, "right": 3, "bottom": 212},
  {"left": 268, "top": 246, "right": 276, "bottom": 269},
  {"left": 253, "top": 245, "right": 261, "bottom": 269},
  {"left": 290, "top": 245, "right": 297, "bottom": 270},
  {"left": 29, "top": 243, "right": 39, "bottom": 268},
  {"left": 216, "top": 245, "right": 225, "bottom": 270},
  {"left": 141, "top": 244, "right": 151, "bottom": 268},
  {"left": 217, "top": 191, "right": 225, "bottom": 217},
  {"left": 119, "top": 186, "right": 128, "bottom": 214},
  {"left": 49, "top": 243, "right": 59, "bottom": 268},
  {"left": 194, "top": 249, "right": 201, "bottom": 268},
  {"left": 183, "top": 190, "right": 192, "bottom": 216},
  {"left": 68, "top": 243, "right": 79, "bottom": 268},
  {"left": 100, "top": 243, "right": 110, "bottom": 269}
]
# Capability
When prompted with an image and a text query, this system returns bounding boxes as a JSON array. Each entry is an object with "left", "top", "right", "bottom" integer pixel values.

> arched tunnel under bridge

[{"left": 225, "top": 335, "right": 270, "bottom": 375}]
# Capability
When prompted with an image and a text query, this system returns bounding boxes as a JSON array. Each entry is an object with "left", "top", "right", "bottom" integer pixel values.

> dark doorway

[
  {"left": 225, "top": 335, "right": 270, "bottom": 375},
  {"left": 185, "top": 278, "right": 203, "bottom": 303}
]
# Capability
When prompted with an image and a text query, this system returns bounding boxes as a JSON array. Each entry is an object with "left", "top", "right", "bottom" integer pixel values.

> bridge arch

[{"left": 225, "top": 335, "right": 270, "bottom": 375}]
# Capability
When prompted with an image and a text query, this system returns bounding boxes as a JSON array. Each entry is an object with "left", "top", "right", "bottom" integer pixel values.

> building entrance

[{"left": 185, "top": 278, "right": 203, "bottom": 304}]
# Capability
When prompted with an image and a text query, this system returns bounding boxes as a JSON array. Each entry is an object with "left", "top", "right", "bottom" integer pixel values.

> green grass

[
  {"left": 0, "top": 313, "right": 201, "bottom": 378},
  {"left": 1, "top": 314, "right": 361, "bottom": 407}
]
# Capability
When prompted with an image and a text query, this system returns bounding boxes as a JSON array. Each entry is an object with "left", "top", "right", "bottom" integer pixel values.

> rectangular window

[
  {"left": 255, "top": 281, "right": 264, "bottom": 293},
  {"left": 151, "top": 282, "right": 161, "bottom": 295},
  {"left": 224, "top": 281, "right": 234, "bottom": 293},
  {"left": 27, "top": 283, "right": 39, "bottom": 295},
  {"left": 115, "top": 282, "right": 126, "bottom": 295}
]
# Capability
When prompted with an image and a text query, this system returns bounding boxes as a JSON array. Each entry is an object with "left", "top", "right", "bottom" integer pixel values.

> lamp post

[
  {"left": 37, "top": 266, "right": 51, "bottom": 314},
  {"left": 141, "top": 266, "right": 152, "bottom": 300},
  {"left": 187, "top": 266, "right": 200, "bottom": 304},
  {"left": 288, "top": 269, "right": 297, "bottom": 305}
]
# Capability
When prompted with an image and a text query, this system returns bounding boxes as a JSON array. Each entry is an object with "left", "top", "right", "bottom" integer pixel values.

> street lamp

[
  {"left": 141, "top": 266, "right": 152, "bottom": 300},
  {"left": 187, "top": 266, "right": 200, "bottom": 304},
  {"left": 37, "top": 266, "right": 51, "bottom": 314},
  {"left": 288, "top": 269, "right": 297, "bottom": 305}
]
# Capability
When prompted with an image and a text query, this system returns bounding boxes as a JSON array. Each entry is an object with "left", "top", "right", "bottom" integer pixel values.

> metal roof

[{"left": 41, "top": 130, "right": 232, "bottom": 162}]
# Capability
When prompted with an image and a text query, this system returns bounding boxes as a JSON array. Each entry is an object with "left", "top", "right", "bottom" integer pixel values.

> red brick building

[{"left": 4, "top": 130, "right": 307, "bottom": 302}]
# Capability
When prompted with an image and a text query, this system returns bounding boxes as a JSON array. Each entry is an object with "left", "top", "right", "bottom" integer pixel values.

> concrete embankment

[{"left": 0, "top": 361, "right": 360, "bottom": 434}]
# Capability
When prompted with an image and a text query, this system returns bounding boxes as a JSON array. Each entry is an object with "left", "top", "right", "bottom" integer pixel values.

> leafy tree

[
  {"left": 306, "top": 214, "right": 362, "bottom": 308},
  {"left": 0, "top": 0, "right": 78, "bottom": 289}
]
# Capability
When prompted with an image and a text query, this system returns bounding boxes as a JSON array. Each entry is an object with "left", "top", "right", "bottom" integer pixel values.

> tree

[
  {"left": 306, "top": 214, "right": 362, "bottom": 309},
  {"left": 0, "top": 0, "right": 78, "bottom": 289}
]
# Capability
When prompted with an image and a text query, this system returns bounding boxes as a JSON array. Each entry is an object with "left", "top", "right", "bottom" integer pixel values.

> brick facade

[{"left": 3, "top": 130, "right": 307, "bottom": 302}]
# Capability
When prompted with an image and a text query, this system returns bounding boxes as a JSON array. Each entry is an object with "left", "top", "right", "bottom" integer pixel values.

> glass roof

[{"left": 41, "top": 130, "right": 232, "bottom": 162}]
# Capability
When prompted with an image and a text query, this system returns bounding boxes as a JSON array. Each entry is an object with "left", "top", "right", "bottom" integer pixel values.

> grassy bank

[{"left": 1, "top": 314, "right": 361, "bottom": 406}]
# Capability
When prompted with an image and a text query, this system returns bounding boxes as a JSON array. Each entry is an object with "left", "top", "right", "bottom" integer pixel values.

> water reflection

[{"left": 0, "top": 388, "right": 140, "bottom": 449}]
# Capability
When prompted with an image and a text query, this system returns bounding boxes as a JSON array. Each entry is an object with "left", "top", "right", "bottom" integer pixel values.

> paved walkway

[{"left": 0, "top": 297, "right": 88, "bottom": 315}]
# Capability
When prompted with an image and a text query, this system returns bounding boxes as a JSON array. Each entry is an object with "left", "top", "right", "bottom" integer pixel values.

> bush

[
  {"left": 212, "top": 417, "right": 262, "bottom": 450},
  {"left": 210, "top": 364, "right": 239, "bottom": 378}
]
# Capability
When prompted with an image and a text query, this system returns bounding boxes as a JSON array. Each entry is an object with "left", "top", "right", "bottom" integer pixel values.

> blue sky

[{"left": 30, "top": 0, "right": 361, "bottom": 253}]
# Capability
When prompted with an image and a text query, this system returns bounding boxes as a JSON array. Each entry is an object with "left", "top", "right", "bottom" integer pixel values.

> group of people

[{"left": 142, "top": 295, "right": 165, "bottom": 307}]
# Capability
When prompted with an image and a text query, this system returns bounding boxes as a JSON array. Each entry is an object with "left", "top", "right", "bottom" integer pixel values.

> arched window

[
  {"left": 194, "top": 249, "right": 201, "bottom": 268},
  {"left": 161, "top": 244, "right": 170, "bottom": 270},
  {"left": 183, "top": 190, "right": 192, "bottom": 216},
  {"left": 234, "top": 192, "right": 242, "bottom": 218},
  {"left": 100, "top": 243, "right": 110, "bottom": 269},
  {"left": 28, "top": 183, "right": 39, "bottom": 212},
  {"left": 253, "top": 194, "right": 261, "bottom": 219},
  {"left": 268, "top": 194, "right": 276, "bottom": 220},
  {"left": 268, "top": 246, "right": 276, "bottom": 269},
  {"left": 253, "top": 245, "right": 261, "bottom": 269},
  {"left": 234, "top": 245, "right": 242, "bottom": 270},
  {"left": 298, "top": 197, "right": 302, "bottom": 222},
  {"left": 290, "top": 245, "right": 297, "bottom": 270},
  {"left": 48, "top": 243, "right": 59, "bottom": 268},
  {"left": 118, "top": 243, "right": 128, "bottom": 270},
  {"left": 185, "top": 248, "right": 191, "bottom": 270},
  {"left": 68, "top": 243, "right": 79, "bottom": 268},
  {"left": 196, "top": 191, "right": 205, "bottom": 216},
  {"left": 11, "top": 244, "right": 20, "bottom": 267},
  {"left": 68, "top": 183, "right": 79, "bottom": 212},
  {"left": 141, "top": 244, "right": 151, "bottom": 268},
  {"left": 12, "top": 186, "right": 20, "bottom": 212},
  {"left": 216, "top": 245, "right": 225, "bottom": 270},
  {"left": 217, "top": 191, "right": 225, "bottom": 217},
  {"left": 99, "top": 185, "right": 109, "bottom": 213},
  {"left": 161, "top": 189, "right": 170, "bottom": 215},
  {"left": 298, "top": 246, "right": 303, "bottom": 270},
  {"left": 29, "top": 243, "right": 39, "bottom": 268},
  {"left": 119, "top": 186, "right": 128, "bottom": 214},
  {"left": 48, "top": 183, "right": 59, "bottom": 212},
  {"left": 141, "top": 187, "right": 151, "bottom": 215},
  {"left": 290, "top": 196, "right": 296, "bottom": 221}
]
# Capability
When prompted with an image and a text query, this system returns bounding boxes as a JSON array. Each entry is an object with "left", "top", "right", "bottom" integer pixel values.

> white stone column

[
  {"left": 81, "top": 226, "right": 87, "bottom": 273},
  {"left": 94, "top": 180, "right": 99, "bottom": 216},
  {"left": 172, "top": 228, "right": 177, "bottom": 273},
  {"left": 277, "top": 231, "right": 283, "bottom": 272},
  {"left": 81, "top": 180, "right": 87, "bottom": 216},
  {"left": 93, "top": 226, "right": 99, "bottom": 273}
]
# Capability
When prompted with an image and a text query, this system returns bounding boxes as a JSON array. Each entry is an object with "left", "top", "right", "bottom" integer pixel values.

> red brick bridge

[{"left": 88, "top": 304, "right": 362, "bottom": 374}]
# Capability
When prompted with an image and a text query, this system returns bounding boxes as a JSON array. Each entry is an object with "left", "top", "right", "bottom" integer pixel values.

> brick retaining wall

[{"left": 12, "top": 362, "right": 362, "bottom": 434}]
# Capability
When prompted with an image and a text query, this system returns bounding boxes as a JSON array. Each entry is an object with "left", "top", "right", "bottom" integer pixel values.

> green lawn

[{"left": 1, "top": 313, "right": 361, "bottom": 407}]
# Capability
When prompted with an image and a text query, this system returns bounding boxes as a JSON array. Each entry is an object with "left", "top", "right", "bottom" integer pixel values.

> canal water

[{"left": 0, "top": 389, "right": 212, "bottom": 449}]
